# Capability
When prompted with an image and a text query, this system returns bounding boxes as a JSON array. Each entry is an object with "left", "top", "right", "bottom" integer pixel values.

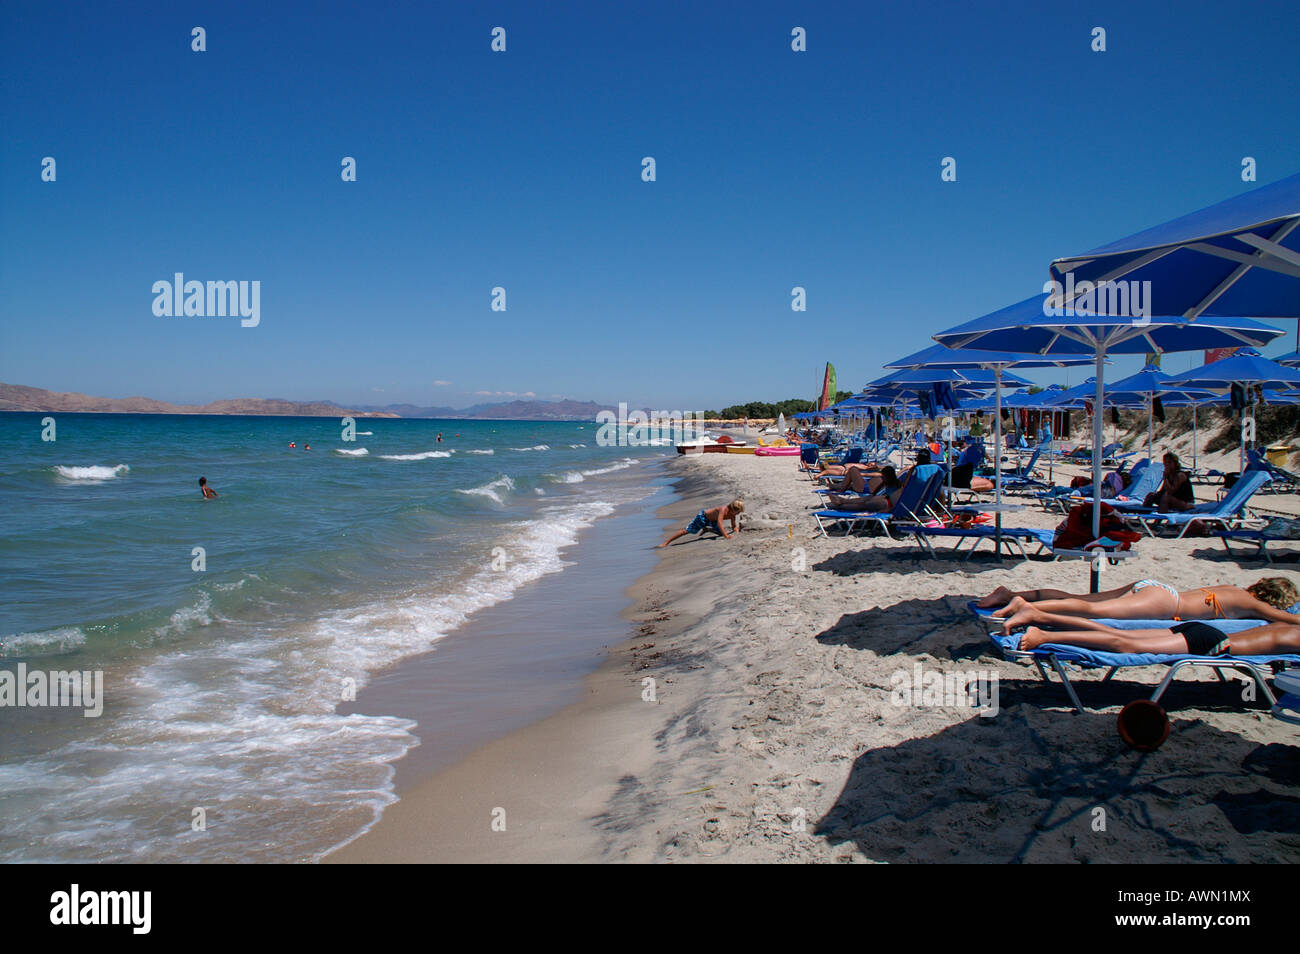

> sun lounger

[
  {"left": 1216, "top": 528, "right": 1300, "bottom": 563},
  {"left": 1247, "top": 449, "right": 1300, "bottom": 493},
  {"left": 812, "top": 470, "right": 943, "bottom": 538},
  {"left": 1272, "top": 669, "right": 1300, "bottom": 725},
  {"left": 1127, "top": 469, "right": 1271, "bottom": 538},
  {"left": 968, "top": 603, "right": 1297, "bottom": 711},
  {"left": 1097, "top": 463, "right": 1166, "bottom": 512}
]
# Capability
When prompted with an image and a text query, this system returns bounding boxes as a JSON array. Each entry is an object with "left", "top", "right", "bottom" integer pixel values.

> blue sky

[{"left": 3, "top": 0, "right": 1299, "bottom": 411}]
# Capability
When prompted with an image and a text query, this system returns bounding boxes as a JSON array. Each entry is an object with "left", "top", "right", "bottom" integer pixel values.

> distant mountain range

[{"left": 0, "top": 383, "right": 614, "bottom": 421}]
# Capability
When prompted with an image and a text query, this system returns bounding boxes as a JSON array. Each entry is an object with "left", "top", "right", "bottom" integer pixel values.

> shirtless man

[{"left": 199, "top": 476, "right": 218, "bottom": 499}]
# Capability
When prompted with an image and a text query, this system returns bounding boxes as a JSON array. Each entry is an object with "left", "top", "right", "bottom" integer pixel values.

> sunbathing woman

[
  {"left": 822, "top": 463, "right": 883, "bottom": 493},
  {"left": 979, "top": 577, "right": 1300, "bottom": 634},
  {"left": 827, "top": 466, "right": 903, "bottom": 513},
  {"left": 1018, "top": 614, "right": 1300, "bottom": 657}
]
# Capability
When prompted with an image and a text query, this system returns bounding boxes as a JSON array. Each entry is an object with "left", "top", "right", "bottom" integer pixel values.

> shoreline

[
  {"left": 326, "top": 458, "right": 737, "bottom": 862},
  {"left": 331, "top": 452, "right": 1300, "bottom": 864}
]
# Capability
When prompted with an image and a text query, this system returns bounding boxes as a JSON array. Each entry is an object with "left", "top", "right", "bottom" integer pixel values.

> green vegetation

[{"left": 701, "top": 391, "right": 855, "bottom": 420}]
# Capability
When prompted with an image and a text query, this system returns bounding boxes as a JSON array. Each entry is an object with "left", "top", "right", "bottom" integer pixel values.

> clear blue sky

[{"left": 3, "top": 0, "right": 1299, "bottom": 411}]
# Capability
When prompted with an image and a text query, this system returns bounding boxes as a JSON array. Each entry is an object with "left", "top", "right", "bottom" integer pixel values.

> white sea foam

[
  {"left": 0, "top": 497, "right": 620, "bottom": 863},
  {"left": 151, "top": 592, "right": 215, "bottom": 642},
  {"left": 510, "top": 444, "right": 550, "bottom": 452},
  {"left": 568, "top": 443, "right": 587, "bottom": 448},
  {"left": 455, "top": 475, "right": 515, "bottom": 505},
  {"left": 581, "top": 458, "right": 638, "bottom": 477},
  {"left": 466, "top": 449, "right": 495, "bottom": 455},
  {"left": 356, "top": 431, "right": 374, "bottom": 436},
  {"left": 334, "top": 448, "right": 369, "bottom": 456},
  {"left": 378, "top": 450, "right": 454, "bottom": 461},
  {"left": 53, "top": 464, "right": 130, "bottom": 481},
  {"left": 0, "top": 626, "right": 87, "bottom": 658}
]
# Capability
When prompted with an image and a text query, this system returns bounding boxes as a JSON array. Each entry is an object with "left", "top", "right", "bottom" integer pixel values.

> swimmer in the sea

[{"left": 199, "top": 476, "right": 218, "bottom": 499}]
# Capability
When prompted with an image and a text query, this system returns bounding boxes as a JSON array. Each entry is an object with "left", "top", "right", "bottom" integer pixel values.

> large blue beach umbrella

[
  {"left": 882, "top": 345, "right": 1089, "bottom": 551},
  {"left": 1165, "top": 348, "right": 1300, "bottom": 468},
  {"left": 1048, "top": 172, "right": 1300, "bottom": 329},
  {"left": 934, "top": 293, "right": 1284, "bottom": 589}
]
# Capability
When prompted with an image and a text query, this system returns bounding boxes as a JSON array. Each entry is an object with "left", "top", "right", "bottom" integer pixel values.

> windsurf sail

[{"left": 818, "top": 362, "right": 836, "bottom": 412}]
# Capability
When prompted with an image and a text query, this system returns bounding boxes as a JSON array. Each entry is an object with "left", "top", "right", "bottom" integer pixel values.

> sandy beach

[{"left": 331, "top": 448, "right": 1300, "bottom": 863}]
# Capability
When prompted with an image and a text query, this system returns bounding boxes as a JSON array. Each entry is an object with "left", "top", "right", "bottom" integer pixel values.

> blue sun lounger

[
  {"left": 1216, "top": 528, "right": 1300, "bottom": 563},
  {"left": 1127, "top": 469, "right": 1272, "bottom": 538},
  {"left": 1273, "top": 670, "right": 1300, "bottom": 725},
  {"left": 911, "top": 524, "right": 1056, "bottom": 560},
  {"left": 1247, "top": 448, "right": 1300, "bottom": 493},
  {"left": 968, "top": 602, "right": 1297, "bottom": 711},
  {"left": 812, "top": 470, "right": 943, "bottom": 538}
]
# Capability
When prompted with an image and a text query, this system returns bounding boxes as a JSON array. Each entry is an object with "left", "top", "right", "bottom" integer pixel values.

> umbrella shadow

[{"left": 815, "top": 713, "right": 1300, "bottom": 862}]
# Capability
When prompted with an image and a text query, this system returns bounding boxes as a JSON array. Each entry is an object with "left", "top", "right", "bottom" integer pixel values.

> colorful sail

[{"left": 818, "top": 362, "right": 837, "bottom": 411}]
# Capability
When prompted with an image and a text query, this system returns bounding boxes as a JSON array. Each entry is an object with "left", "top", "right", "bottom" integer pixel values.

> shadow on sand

[{"left": 815, "top": 713, "right": 1300, "bottom": 862}]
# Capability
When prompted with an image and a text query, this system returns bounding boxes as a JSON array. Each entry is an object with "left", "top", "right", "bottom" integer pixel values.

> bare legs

[{"left": 976, "top": 583, "right": 1133, "bottom": 610}]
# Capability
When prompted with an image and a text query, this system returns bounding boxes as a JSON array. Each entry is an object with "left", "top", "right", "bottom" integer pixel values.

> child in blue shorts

[{"left": 661, "top": 499, "right": 744, "bottom": 547}]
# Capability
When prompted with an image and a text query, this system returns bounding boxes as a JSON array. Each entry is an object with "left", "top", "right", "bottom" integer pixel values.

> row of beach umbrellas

[{"left": 846, "top": 171, "right": 1300, "bottom": 590}]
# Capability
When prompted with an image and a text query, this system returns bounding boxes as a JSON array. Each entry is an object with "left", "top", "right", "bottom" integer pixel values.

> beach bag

[
  {"left": 1052, "top": 502, "right": 1142, "bottom": 551},
  {"left": 1262, "top": 516, "right": 1300, "bottom": 540}
]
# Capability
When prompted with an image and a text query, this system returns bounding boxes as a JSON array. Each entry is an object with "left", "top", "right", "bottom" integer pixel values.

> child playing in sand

[{"left": 661, "top": 500, "right": 744, "bottom": 546}]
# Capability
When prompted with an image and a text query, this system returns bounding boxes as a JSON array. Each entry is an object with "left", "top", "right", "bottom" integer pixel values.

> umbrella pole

[
  {"left": 1148, "top": 395, "right": 1153, "bottom": 460},
  {"left": 1192, "top": 404, "right": 1198, "bottom": 472},
  {"left": 994, "top": 368, "right": 1004, "bottom": 556},
  {"left": 1091, "top": 349, "right": 1105, "bottom": 594}
]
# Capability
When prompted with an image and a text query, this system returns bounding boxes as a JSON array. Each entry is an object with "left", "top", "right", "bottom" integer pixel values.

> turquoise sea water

[{"left": 0, "top": 412, "right": 677, "bottom": 861}]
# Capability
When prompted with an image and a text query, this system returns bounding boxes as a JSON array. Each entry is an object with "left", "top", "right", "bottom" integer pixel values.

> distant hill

[
  {"left": 0, "top": 384, "right": 615, "bottom": 421},
  {"left": 354, "top": 398, "right": 615, "bottom": 420},
  {"left": 0, "top": 384, "right": 396, "bottom": 418}
]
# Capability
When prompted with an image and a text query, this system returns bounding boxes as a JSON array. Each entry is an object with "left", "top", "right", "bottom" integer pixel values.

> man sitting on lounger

[
  {"left": 978, "top": 577, "right": 1300, "bottom": 634},
  {"left": 950, "top": 440, "right": 994, "bottom": 492},
  {"left": 827, "top": 466, "right": 903, "bottom": 512}
]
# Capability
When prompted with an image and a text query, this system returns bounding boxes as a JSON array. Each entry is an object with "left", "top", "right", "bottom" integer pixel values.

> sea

[{"left": 0, "top": 412, "right": 684, "bottom": 862}]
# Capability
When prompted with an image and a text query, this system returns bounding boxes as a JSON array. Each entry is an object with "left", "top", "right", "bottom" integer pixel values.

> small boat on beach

[{"left": 676, "top": 435, "right": 748, "bottom": 454}]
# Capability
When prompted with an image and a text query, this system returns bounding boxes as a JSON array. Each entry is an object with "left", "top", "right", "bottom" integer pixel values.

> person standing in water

[{"left": 199, "top": 477, "right": 218, "bottom": 499}]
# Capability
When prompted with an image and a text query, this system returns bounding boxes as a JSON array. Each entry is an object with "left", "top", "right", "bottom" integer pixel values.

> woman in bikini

[
  {"left": 827, "top": 466, "right": 903, "bottom": 513},
  {"left": 979, "top": 577, "right": 1300, "bottom": 635},
  {"left": 1018, "top": 615, "right": 1300, "bottom": 658}
]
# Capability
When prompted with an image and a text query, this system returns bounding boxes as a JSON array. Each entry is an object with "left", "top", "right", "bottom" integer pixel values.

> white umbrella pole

[
  {"left": 1192, "top": 404, "right": 1198, "bottom": 471},
  {"left": 1148, "top": 395, "right": 1154, "bottom": 460},
  {"left": 994, "top": 368, "right": 1004, "bottom": 554},
  {"left": 1092, "top": 349, "right": 1105, "bottom": 594}
]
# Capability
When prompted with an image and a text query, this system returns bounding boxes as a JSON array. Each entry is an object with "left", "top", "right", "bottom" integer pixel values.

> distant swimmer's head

[
  {"left": 1248, "top": 577, "right": 1299, "bottom": 610},
  {"left": 729, "top": 499, "right": 745, "bottom": 514},
  {"left": 199, "top": 477, "right": 207, "bottom": 486}
]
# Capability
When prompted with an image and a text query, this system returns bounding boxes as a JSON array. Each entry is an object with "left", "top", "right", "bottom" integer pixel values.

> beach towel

[{"left": 1052, "top": 501, "right": 1141, "bottom": 550}]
